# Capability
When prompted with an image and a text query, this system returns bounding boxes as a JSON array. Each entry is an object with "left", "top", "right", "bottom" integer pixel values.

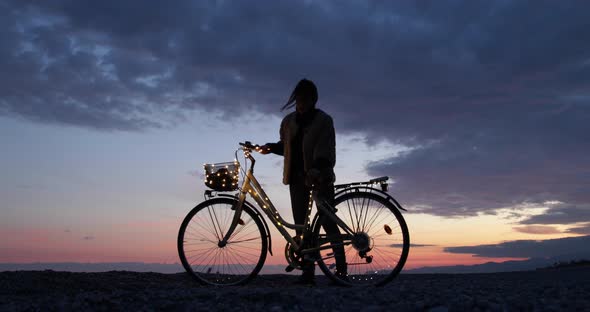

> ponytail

[{"left": 281, "top": 78, "right": 318, "bottom": 111}]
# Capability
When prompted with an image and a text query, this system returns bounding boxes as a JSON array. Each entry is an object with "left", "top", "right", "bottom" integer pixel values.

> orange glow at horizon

[
  {"left": 0, "top": 208, "right": 572, "bottom": 269},
  {"left": 1, "top": 225, "right": 524, "bottom": 268}
]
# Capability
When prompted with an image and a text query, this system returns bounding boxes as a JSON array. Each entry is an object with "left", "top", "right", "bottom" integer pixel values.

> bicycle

[{"left": 177, "top": 141, "right": 410, "bottom": 286}]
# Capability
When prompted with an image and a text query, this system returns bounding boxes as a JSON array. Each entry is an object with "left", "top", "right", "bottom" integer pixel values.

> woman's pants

[{"left": 289, "top": 174, "right": 347, "bottom": 277}]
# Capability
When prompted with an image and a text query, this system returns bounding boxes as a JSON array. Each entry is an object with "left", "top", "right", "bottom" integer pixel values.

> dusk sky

[{"left": 1, "top": 0, "right": 590, "bottom": 271}]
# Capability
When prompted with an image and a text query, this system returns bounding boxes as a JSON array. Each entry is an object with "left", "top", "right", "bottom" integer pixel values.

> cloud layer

[
  {"left": 1, "top": 0, "right": 589, "bottom": 220},
  {"left": 444, "top": 235, "right": 590, "bottom": 259}
]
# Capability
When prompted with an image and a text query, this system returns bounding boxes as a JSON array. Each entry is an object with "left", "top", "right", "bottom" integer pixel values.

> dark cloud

[
  {"left": 519, "top": 203, "right": 590, "bottom": 225},
  {"left": 444, "top": 235, "right": 590, "bottom": 259},
  {"left": 565, "top": 223, "right": 590, "bottom": 235},
  {"left": 82, "top": 235, "right": 94, "bottom": 240},
  {"left": 512, "top": 225, "right": 560, "bottom": 235},
  {"left": 1, "top": 1, "right": 589, "bottom": 218}
]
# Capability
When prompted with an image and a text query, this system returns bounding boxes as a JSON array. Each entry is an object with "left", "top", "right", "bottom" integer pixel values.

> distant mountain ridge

[
  {"left": 0, "top": 262, "right": 185, "bottom": 273},
  {"left": 0, "top": 262, "right": 296, "bottom": 275},
  {"left": 406, "top": 254, "right": 590, "bottom": 274},
  {"left": 3, "top": 255, "right": 589, "bottom": 275}
]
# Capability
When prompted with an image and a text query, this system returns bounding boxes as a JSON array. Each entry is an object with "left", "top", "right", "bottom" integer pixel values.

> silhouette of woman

[{"left": 260, "top": 79, "right": 347, "bottom": 285}]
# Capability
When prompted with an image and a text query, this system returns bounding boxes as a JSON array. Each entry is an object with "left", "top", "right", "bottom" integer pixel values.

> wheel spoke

[
  {"left": 313, "top": 192, "right": 409, "bottom": 286},
  {"left": 178, "top": 198, "right": 267, "bottom": 285}
]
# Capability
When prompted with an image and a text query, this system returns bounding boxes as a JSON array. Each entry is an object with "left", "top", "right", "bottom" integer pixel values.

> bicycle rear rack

[
  {"left": 334, "top": 176, "right": 407, "bottom": 212},
  {"left": 334, "top": 176, "right": 389, "bottom": 192}
]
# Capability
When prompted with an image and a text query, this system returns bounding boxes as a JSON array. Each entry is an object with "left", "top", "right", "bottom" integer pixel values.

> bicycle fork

[{"left": 217, "top": 190, "right": 247, "bottom": 248}]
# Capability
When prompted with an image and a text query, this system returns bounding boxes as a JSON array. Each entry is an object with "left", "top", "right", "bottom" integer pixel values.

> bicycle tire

[
  {"left": 177, "top": 197, "right": 268, "bottom": 286},
  {"left": 312, "top": 191, "right": 410, "bottom": 286}
]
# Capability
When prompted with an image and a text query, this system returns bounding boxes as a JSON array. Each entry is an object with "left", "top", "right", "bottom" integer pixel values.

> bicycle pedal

[{"left": 285, "top": 265, "right": 295, "bottom": 272}]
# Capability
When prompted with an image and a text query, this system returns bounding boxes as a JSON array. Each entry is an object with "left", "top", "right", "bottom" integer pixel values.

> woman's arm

[{"left": 263, "top": 141, "right": 284, "bottom": 155}]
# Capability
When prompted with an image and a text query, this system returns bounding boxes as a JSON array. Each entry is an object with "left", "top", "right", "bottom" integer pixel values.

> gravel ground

[{"left": 1, "top": 268, "right": 589, "bottom": 311}]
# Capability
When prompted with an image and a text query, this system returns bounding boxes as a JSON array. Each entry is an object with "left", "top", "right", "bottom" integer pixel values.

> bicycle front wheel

[
  {"left": 177, "top": 197, "right": 267, "bottom": 286},
  {"left": 313, "top": 191, "right": 410, "bottom": 286}
]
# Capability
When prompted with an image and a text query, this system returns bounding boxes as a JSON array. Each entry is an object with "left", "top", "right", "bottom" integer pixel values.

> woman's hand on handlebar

[
  {"left": 240, "top": 141, "right": 271, "bottom": 154},
  {"left": 256, "top": 144, "right": 272, "bottom": 154}
]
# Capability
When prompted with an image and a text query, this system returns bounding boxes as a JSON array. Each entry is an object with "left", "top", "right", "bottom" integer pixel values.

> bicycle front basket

[{"left": 203, "top": 161, "right": 240, "bottom": 192}]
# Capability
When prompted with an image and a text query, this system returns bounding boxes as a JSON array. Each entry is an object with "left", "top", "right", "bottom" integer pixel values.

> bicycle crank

[{"left": 284, "top": 239, "right": 305, "bottom": 271}]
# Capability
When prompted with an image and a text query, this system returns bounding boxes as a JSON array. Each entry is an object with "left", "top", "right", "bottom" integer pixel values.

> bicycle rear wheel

[
  {"left": 177, "top": 197, "right": 267, "bottom": 286},
  {"left": 312, "top": 191, "right": 409, "bottom": 286}
]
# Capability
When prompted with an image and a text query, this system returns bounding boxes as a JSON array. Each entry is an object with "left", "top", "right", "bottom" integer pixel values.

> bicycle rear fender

[
  {"left": 310, "top": 187, "right": 407, "bottom": 235},
  {"left": 216, "top": 193, "right": 274, "bottom": 256},
  {"left": 312, "top": 186, "right": 407, "bottom": 234},
  {"left": 334, "top": 186, "right": 407, "bottom": 212}
]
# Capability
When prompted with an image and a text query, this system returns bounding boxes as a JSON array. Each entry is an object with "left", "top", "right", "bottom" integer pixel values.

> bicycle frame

[{"left": 219, "top": 147, "right": 356, "bottom": 253}]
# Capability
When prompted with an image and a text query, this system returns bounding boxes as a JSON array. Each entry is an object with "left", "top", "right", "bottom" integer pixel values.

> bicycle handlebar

[
  {"left": 239, "top": 141, "right": 258, "bottom": 149},
  {"left": 238, "top": 141, "right": 260, "bottom": 172}
]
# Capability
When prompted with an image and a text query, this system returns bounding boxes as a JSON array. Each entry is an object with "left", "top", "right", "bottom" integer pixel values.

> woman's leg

[
  {"left": 289, "top": 175, "right": 309, "bottom": 237},
  {"left": 289, "top": 175, "right": 315, "bottom": 280},
  {"left": 316, "top": 183, "right": 347, "bottom": 277}
]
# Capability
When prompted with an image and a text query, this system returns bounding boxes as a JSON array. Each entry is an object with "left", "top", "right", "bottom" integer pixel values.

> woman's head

[{"left": 282, "top": 78, "right": 318, "bottom": 113}]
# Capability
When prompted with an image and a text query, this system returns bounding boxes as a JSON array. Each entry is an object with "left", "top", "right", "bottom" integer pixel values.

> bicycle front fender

[{"left": 216, "top": 193, "right": 273, "bottom": 256}]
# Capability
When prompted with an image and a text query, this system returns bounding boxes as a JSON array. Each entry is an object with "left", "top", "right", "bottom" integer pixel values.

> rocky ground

[{"left": 1, "top": 268, "right": 589, "bottom": 311}]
